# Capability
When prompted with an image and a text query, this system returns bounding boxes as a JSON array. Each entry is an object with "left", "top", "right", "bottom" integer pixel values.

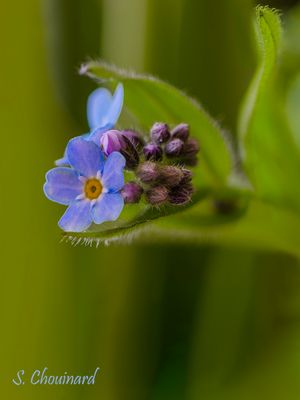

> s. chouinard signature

[{"left": 12, "top": 367, "right": 100, "bottom": 386}]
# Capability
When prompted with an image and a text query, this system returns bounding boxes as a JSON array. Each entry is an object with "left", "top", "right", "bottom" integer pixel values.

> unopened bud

[
  {"left": 100, "top": 130, "right": 139, "bottom": 170},
  {"left": 165, "top": 138, "right": 184, "bottom": 157},
  {"left": 146, "top": 185, "right": 169, "bottom": 205},
  {"left": 181, "top": 138, "right": 199, "bottom": 158},
  {"left": 159, "top": 166, "right": 184, "bottom": 187},
  {"left": 121, "top": 182, "right": 143, "bottom": 204},
  {"left": 181, "top": 169, "right": 192, "bottom": 183},
  {"left": 119, "top": 135, "right": 140, "bottom": 170},
  {"left": 171, "top": 123, "right": 189, "bottom": 141},
  {"left": 143, "top": 142, "right": 163, "bottom": 161},
  {"left": 136, "top": 161, "right": 159, "bottom": 184},
  {"left": 168, "top": 182, "right": 193, "bottom": 205},
  {"left": 100, "top": 130, "right": 125, "bottom": 155},
  {"left": 150, "top": 123, "right": 170, "bottom": 144},
  {"left": 121, "top": 130, "right": 144, "bottom": 150},
  {"left": 180, "top": 138, "right": 200, "bottom": 166}
]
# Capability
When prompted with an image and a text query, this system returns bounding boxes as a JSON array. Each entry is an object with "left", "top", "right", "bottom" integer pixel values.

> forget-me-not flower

[
  {"left": 45, "top": 138, "right": 126, "bottom": 232},
  {"left": 56, "top": 83, "right": 124, "bottom": 166}
]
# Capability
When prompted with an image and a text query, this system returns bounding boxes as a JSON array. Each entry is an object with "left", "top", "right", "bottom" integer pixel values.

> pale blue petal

[
  {"left": 44, "top": 167, "right": 82, "bottom": 205},
  {"left": 92, "top": 193, "right": 124, "bottom": 224},
  {"left": 55, "top": 151, "right": 69, "bottom": 167},
  {"left": 67, "top": 137, "right": 105, "bottom": 177},
  {"left": 87, "top": 88, "right": 112, "bottom": 130},
  {"left": 88, "top": 123, "right": 113, "bottom": 146},
  {"left": 102, "top": 152, "right": 126, "bottom": 193},
  {"left": 59, "top": 200, "right": 92, "bottom": 232},
  {"left": 87, "top": 84, "right": 124, "bottom": 131},
  {"left": 55, "top": 134, "right": 89, "bottom": 166},
  {"left": 105, "top": 83, "right": 124, "bottom": 127},
  {"left": 55, "top": 156, "right": 69, "bottom": 167}
]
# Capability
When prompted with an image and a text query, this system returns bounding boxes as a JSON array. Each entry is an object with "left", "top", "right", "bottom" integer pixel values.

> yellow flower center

[{"left": 84, "top": 178, "right": 103, "bottom": 200}]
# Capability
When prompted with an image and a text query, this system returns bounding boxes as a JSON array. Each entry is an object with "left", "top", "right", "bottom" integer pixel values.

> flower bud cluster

[
  {"left": 143, "top": 122, "right": 200, "bottom": 166},
  {"left": 103, "top": 123, "right": 198, "bottom": 207}
]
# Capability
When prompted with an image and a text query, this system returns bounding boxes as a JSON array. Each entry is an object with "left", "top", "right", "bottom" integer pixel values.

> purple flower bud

[
  {"left": 181, "top": 138, "right": 200, "bottom": 158},
  {"left": 136, "top": 162, "right": 159, "bottom": 184},
  {"left": 165, "top": 138, "right": 184, "bottom": 157},
  {"left": 121, "top": 130, "right": 144, "bottom": 150},
  {"left": 119, "top": 135, "right": 140, "bottom": 170},
  {"left": 121, "top": 182, "right": 143, "bottom": 204},
  {"left": 181, "top": 169, "right": 192, "bottom": 183},
  {"left": 146, "top": 185, "right": 169, "bottom": 205},
  {"left": 180, "top": 138, "right": 200, "bottom": 166},
  {"left": 100, "top": 130, "right": 125, "bottom": 155},
  {"left": 159, "top": 166, "right": 184, "bottom": 187},
  {"left": 171, "top": 123, "right": 190, "bottom": 141},
  {"left": 100, "top": 130, "right": 139, "bottom": 170},
  {"left": 168, "top": 182, "right": 193, "bottom": 205},
  {"left": 150, "top": 123, "right": 170, "bottom": 144},
  {"left": 143, "top": 142, "right": 163, "bottom": 161}
]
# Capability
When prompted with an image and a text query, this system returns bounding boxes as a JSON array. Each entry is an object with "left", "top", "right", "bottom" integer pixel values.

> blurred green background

[{"left": 1, "top": 0, "right": 300, "bottom": 399}]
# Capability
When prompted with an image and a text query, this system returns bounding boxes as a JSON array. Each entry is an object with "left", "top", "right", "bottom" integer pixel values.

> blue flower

[
  {"left": 56, "top": 83, "right": 124, "bottom": 166},
  {"left": 44, "top": 138, "right": 126, "bottom": 232}
]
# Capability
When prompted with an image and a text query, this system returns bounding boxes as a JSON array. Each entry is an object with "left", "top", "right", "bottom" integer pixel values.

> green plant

[{"left": 65, "top": 6, "right": 300, "bottom": 258}]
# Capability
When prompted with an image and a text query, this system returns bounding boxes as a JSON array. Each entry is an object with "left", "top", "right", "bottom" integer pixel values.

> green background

[{"left": 1, "top": 0, "right": 300, "bottom": 399}]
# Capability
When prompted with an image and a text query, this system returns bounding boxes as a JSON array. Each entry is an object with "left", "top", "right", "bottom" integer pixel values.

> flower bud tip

[
  {"left": 146, "top": 185, "right": 169, "bottom": 205},
  {"left": 171, "top": 123, "right": 190, "bottom": 141},
  {"left": 150, "top": 123, "right": 170, "bottom": 144},
  {"left": 159, "top": 165, "right": 184, "bottom": 187},
  {"left": 136, "top": 161, "right": 159, "bottom": 184},
  {"left": 165, "top": 138, "right": 184, "bottom": 157},
  {"left": 143, "top": 142, "right": 163, "bottom": 161}
]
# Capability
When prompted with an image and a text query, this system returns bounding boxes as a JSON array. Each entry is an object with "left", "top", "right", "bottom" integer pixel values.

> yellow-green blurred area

[{"left": 1, "top": 0, "right": 300, "bottom": 399}]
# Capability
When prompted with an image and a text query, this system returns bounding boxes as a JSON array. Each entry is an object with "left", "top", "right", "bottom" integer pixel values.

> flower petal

[
  {"left": 87, "top": 84, "right": 124, "bottom": 131},
  {"left": 104, "top": 83, "right": 124, "bottom": 127},
  {"left": 67, "top": 137, "right": 105, "bottom": 177},
  {"left": 92, "top": 193, "right": 124, "bottom": 224},
  {"left": 55, "top": 133, "right": 90, "bottom": 166},
  {"left": 87, "top": 88, "right": 113, "bottom": 130},
  {"left": 88, "top": 123, "right": 113, "bottom": 146},
  {"left": 102, "top": 152, "right": 126, "bottom": 193},
  {"left": 44, "top": 167, "right": 82, "bottom": 205},
  {"left": 55, "top": 155, "right": 69, "bottom": 167},
  {"left": 59, "top": 200, "right": 92, "bottom": 232}
]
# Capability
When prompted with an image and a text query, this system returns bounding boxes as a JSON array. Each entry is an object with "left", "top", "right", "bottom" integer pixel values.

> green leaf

[
  {"left": 238, "top": 6, "right": 282, "bottom": 140},
  {"left": 238, "top": 6, "right": 300, "bottom": 212},
  {"left": 64, "top": 197, "right": 300, "bottom": 259},
  {"left": 286, "top": 73, "right": 300, "bottom": 150},
  {"left": 284, "top": 5, "right": 300, "bottom": 151}
]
